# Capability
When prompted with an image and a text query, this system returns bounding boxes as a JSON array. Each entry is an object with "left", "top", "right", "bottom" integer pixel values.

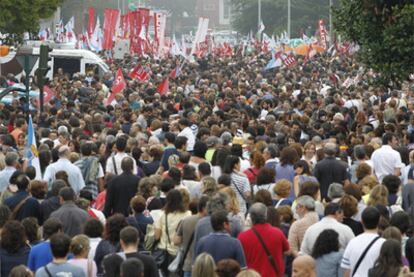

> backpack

[{"left": 76, "top": 156, "right": 100, "bottom": 198}]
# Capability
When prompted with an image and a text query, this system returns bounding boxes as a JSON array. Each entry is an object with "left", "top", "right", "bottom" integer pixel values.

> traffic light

[{"left": 37, "top": 45, "right": 52, "bottom": 113}]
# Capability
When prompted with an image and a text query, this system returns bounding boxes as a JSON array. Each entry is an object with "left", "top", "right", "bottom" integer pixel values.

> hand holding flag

[{"left": 106, "top": 68, "right": 126, "bottom": 105}]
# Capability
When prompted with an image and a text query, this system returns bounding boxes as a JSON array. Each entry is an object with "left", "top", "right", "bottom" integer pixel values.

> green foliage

[
  {"left": 232, "top": 0, "right": 331, "bottom": 37},
  {"left": 0, "top": 0, "right": 61, "bottom": 40},
  {"left": 333, "top": 0, "right": 414, "bottom": 85}
]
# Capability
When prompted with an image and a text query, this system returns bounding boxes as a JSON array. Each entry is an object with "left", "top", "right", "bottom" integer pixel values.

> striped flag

[{"left": 27, "top": 115, "right": 41, "bottom": 180}]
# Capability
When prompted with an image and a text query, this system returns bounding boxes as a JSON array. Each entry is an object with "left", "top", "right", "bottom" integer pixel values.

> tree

[
  {"left": 232, "top": 0, "right": 331, "bottom": 37},
  {"left": 0, "top": 0, "right": 61, "bottom": 41},
  {"left": 333, "top": 0, "right": 414, "bottom": 85}
]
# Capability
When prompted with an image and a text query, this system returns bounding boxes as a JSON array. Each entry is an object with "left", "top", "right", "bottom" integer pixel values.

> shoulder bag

[
  {"left": 352, "top": 236, "right": 380, "bottom": 276},
  {"left": 252, "top": 227, "right": 280, "bottom": 277}
]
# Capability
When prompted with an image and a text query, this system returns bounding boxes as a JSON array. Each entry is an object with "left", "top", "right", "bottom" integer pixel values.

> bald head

[
  {"left": 324, "top": 142, "right": 337, "bottom": 156},
  {"left": 292, "top": 255, "right": 316, "bottom": 277}
]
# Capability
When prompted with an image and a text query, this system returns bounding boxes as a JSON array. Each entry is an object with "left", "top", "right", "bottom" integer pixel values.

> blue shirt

[
  {"left": 28, "top": 241, "right": 53, "bottom": 272},
  {"left": 195, "top": 232, "right": 246, "bottom": 268}
]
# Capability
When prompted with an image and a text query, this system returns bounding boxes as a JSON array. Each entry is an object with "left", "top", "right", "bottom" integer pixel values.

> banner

[
  {"left": 130, "top": 64, "right": 150, "bottom": 81},
  {"left": 107, "top": 69, "right": 126, "bottom": 105},
  {"left": 89, "top": 17, "right": 103, "bottom": 52},
  {"left": 28, "top": 115, "right": 41, "bottom": 180},
  {"left": 88, "top": 7, "right": 95, "bottom": 38},
  {"left": 103, "top": 9, "right": 120, "bottom": 50},
  {"left": 191, "top": 17, "right": 209, "bottom": 55},
  {"left": 157, "top": 78, "right": 169, "bottom": 95},
  {"left": 154, "top": 12, "right": 167, "bottom": 56},
  {"left": 319, "top": 19, "right": 328, "bottom": 50}
]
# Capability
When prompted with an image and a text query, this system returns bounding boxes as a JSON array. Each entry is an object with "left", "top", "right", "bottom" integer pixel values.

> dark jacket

[
  {"left": 40, "top": 196, "right": 60, "bottom": 223},
  {"left": 0, "top": 246, "right": 30, "bottom": 276},
  {"left": 4, "top": 191, "right": 42, "bottom": 224},
  {"left": 103, "top": 172, "right": 140, "bottom": 217},
  {"left": 314, "top": 157, "right": 348, "bottom": 200},
  {"left": 50, "top": 202, "right": 90, "bottom": 237}
]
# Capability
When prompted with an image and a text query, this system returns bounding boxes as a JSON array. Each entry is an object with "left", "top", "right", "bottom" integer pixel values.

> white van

[{"left": 1, "top": 42, "right": 110, "bottom": 79}]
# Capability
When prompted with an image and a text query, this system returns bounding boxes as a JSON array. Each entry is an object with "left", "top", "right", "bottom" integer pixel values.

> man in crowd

[
  {"left": 43, "top": 145, "right": 85, "bottom": 194},
  {"left": 105, "top": 136, "right": 137, "bottom": 175},
  {"left": 341, "top": 207, "right": 385, "bottom": 277},
  {"left": 300, "top": 203, "right": 354, "bottom": 255},
  {"left": 50, "top": 187, "right": 89, "bottom": 237},
  {"left": 103, "top": 157, "right": 140, "bottom": 217},
  {"left": 238, "top": 203, "right": 290, "bottom": 276},
  {"left": 0, "top": 152, "right": 18, "bottom": 192},
  {"left": 194, "top": 210, "right": 246, "bottom": 268},
  {"left": 35, "top": 233, "right": 85, "bottom": 277}
]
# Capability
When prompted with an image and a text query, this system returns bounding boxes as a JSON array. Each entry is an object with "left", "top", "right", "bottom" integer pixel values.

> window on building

[{"left": 223, "top": 0, "right": 231, "bottom": 19}]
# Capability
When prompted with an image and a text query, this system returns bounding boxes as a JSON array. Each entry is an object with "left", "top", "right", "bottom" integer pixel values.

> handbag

[
  {"left": 152, "top": 213, "right": 171, "bottom": 267},
  {"left": 168, "top": 231, "right": 195, "bottom": 273}
]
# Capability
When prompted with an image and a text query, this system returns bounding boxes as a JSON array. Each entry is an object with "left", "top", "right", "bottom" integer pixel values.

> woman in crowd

[
  {"left": 193, "top": 253, "right": 216, "bottom": 277},
  {"left": 252, "top": 167, "right": 276, "bottom": 196},
  {"left": 339, "top": 195, "right": 364, "bottom": 236},
  {"left": 0, "top": 221, "right": 30, "bottom": 277},
  {"left": 369, "top": 239, "right": 406, "bottom": 277},
  {"left": 223, "top": 155, "right": 251, "bottom": 216},
  {"left": 181, "top": 165, "right": 202, "bottom": 200},
  {"left": 273, "top": 179, "right": 293, "bottom": 207},
  {"left": 94, "top": 214, "right": 127, "bottom": 274},
  {"left": 311, "top": 229, "right": 343, "bottom": 277},
  {"left": 293, "top": 160, "right": 318, "bottom": 197},
  {"left": 275, "top": 147, "right": 299, "bottom": 197},
  {"left": 154, "top": 189, "right": 191, "bottom": 276},
  {"left": 302, "top": 142, "right": 317, "bottom": 170},
  {"left": 244, "top": 151, "right": 265, "bottom": 185},
  {"left": 126, "top": 195, "right": 154, "bottom": 251},
  {"left": 68, "top": 234, "right": 98, "bottom": 277}
]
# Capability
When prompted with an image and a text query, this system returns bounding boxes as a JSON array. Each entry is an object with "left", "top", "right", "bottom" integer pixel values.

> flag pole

[{"left": 287, "top": 0, "right": 291, "bottom": 39}]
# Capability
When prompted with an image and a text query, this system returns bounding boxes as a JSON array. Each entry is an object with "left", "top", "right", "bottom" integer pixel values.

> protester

[
  {"left": 35, "top": 233, "right": 85, "bottom": 277},
  {"left": 238, "top": 203, "right": 289, "bottom": 276},
  {"left": 311, "top": 229, "right": 343, "bottom": 277}
]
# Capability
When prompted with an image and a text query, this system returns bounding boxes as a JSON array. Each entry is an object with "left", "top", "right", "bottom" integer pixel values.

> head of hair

[
  {"left": 121, "top": 157, "right": 134, "bottom": 173},
  {"left": 280, "top": 146, "right": 299, "bottom": 166},
  {"left": 211, "top": 210, "right": 229, "bottom": 231},
  {"left": 311, "top": 229, "right": 340, "bottom": 259},
  {"left": 50, "top": 233, "right": 71, "bottom": 258},
  {"left": 277, "top": 205, "right": 294, "bottom": 224},
  {"left": 104, "top": 214, "right": 128, "bottom": 243},
  {"left": 25, "top": 166, "right": 37, "bottom": 180},
  {"left": 116, "top": 136, "right": 127, "bottom": 151},
  {"left": 165, "top": 189, "right": 186, "bottom": 214},
  {"left": 382, "top": 226, "right": 402, "bottom": 242},
  {"left": 202, "top": 176, "right": 218, "bottom": 196},
  {"left": 294, "top": 160, "right": 311, "bottom": 175},
  {"left": 120, "top": 226, "right": 139, "bottom": 246},
  {"left": 274, "top": 179, "right": 292, "bottom": 198},
  {"left": 298, "top": 181, "right": 320, "bottom": 199},
  {"left": 324, "top": 143, "right": 337, "bottom": 156},
  {"left": 339, "top": 195, "right": 358, "bottom": 218},
  {"left": 9, "top": 265, "right": 33, "bottom": 277},
  {"left": 217, "top": 174, "right": 231, "bottom": 186},
  {"left": 130, "top": 195, "right": 146, "bottom": 214},
  {"left": 362, "top": 206, "right": 381, "bottom": 230},
  {"left": 0, "top": 220, "right": 26, "bottom": 253},
  {"left": 236, "top": 269, "right": 261, "bottom": 277},
  {"left": 406, "top": 237, "right": 414, "bottom": 272},
  {"left": 256, "top": 167, "right": 275, "bottom": 186},
  {"left": 43, "top": 218, "right": 63, "bottom": 239},
  {"left": 102, "top": 254, "right": 123, "bottom": 277},
  {"left": 70, "top": 234, "right": 90, "bottom": 256},
  {"left": 207, "top": 192, "right": 228, "bottom": 215},
  {"left": 5, "top": 151, "right": 18, "bottom": 167},
  {"left": 382, "top": 132, "right": 395, "bottom": 145},
  {"left": 249, "top": 203, "right": 268, "bottom": 225},
  {"left": 250, "top": 151, "right": 265, "bottom": 168},
  {"left": 83, "top": 218, "right": 103, "bottom": 238},
  {"left": 254, "top": 189, "right": 273, "bottom": 206},
  {"left": 382, "top": 175, "right": 401, "bottom": 195},
  {"left": 16, "top": 174, "right": 29, "bottom": 191},
  {"left": 121, "top": 258, "right": 144, "bottom": 277},
  {"left": 370, "top": 239, "right": 402, "bottom": 277},
  {"left": 223, "top": 155, "right": 240, "bottom": 174},
  {"left": 327, "top": 183, "right": 345, "bottom": 200},
  {"left": 216, "top": 259, "right": 241, "bottom": 277},
  {"left": 193, "top": 141, "right": 208, "bottom": 158},
  {"left": 29, "top": 180, "right": 47, "bottom": 199},
  {"left": 51, "top": 180, "right": 67, "bottom": 196},
  {"left": 390, "top": 211, "right": 411, "bottom": 235},
  {"left": 296, "top": 195, "right": 316, "bottom": 211},
  {"left": 59, "top": 187, "right": 75, "bottom": 202},
  {"left": 344, "top": 183, "right": 362, "bottom": 202},
  {"left": 198, "top": 162, "right": 211, "bottom": 176},
  {"left": 324, "top": 202, "right": 342, "bottom": 217},
  {"left": 192, "top": 253, "right": 216, "bottom": 277},
  {"left": 21, "top": 217, "right": 39, "bottom": 244},
  {"left": 80, "top": 142, "right": 93, "bottom": 156},
  {"left": 164, "top": 132, "right": 176, "bottom": 144},
  {"left": 368, "top": 185, "right": 389, "bottom": 206},
  {"left": 0, "top": 205, "right": 11, "bottom": 229},
  {"left": 182, "top": 165, "right": 197, "bottom": 180},
  {"left": 266, "top": 206, "right": 280, "bottom": 227}
]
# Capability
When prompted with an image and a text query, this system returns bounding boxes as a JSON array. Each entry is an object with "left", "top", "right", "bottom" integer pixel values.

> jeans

[{"left": 183, "top": 271, "right": 192, "bottom": 277}]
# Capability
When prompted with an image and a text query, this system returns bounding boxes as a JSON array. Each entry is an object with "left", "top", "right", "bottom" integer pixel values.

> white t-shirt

[
  {"left": 371, "top": 145, "right": 404, "bottom": 182},
  {"left": 341, "top": 233, "right": 385, "bottom": 277}
]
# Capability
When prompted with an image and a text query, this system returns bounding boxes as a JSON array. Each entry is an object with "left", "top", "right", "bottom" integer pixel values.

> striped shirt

[{"left": 231, "top": 172, "right": 251, "bottom": 215}]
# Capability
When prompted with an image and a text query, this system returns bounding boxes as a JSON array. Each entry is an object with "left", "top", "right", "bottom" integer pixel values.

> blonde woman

[
  {"left": 220, "top": 186, "right": 244, "bottom": 223},
  {"left": 359, "top": 176, "right": 379, "bottom": 204},
  {"left": 368, "top": 185, "right": 403, "bottom": 214},
  {"left": 192, "top": 253, "right": 216, "bottom": 277},
  {"left": 68, "top": 235, "right": 97, "bottom": 277}
]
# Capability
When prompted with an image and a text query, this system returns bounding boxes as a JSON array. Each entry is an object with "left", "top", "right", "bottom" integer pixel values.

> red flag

[
  {"left": 157, "top": 79, "right": 169, "bottom": 95},
  {"left": 88, "top": 7, "right": 95, "bottom": 38},
  {"left": 107, "top": 69, "right": 126, "bottom": 105},
  {"left": 169, "top": 65, "right": 181, "bottom": 79},
  {"left": 303, "top": 44, "right": 316, "bottom": 65},
  {"left": 130, "top": 64, "right": 150, "bottom": 81},
  {"left": 37, "top": 85, "right": 55, "bottom": 108},
  {"left": 283, "top": 54, "right": 297, "bottom": 68},
  {"left": 103, "top": 9, "right": 119, "bottom": 50}
]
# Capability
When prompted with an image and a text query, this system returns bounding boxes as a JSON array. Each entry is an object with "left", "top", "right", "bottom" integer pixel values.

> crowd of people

[{"left": 0, "top": 46, "right": 413, "bottom": 277}]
